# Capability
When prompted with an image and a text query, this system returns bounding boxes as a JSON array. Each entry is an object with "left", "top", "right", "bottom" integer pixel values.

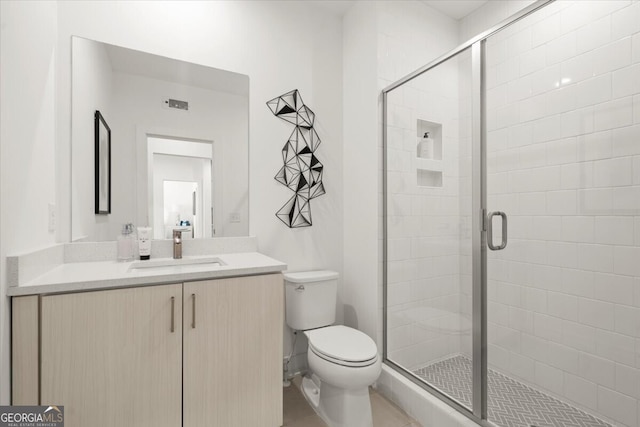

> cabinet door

[
  {"left": 183, "top": 274, "right": 283, "bottom": 427},
  {"left": 12, "top": 295, "right": 39, "bottom": 405},
  {"left": 41, "top": 284, "right": 182, "bottom": 427}
]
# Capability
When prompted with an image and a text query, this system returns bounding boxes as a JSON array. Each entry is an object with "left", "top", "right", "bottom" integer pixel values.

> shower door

[
  {"left": 385, "top": 1, "right": 640, "bottom": 426},
  {"left": 484, "top": 1, "right": 640, "bottom": 426},
  {"left": 384, "top": 45, "right": 479, "bottom": 415}
]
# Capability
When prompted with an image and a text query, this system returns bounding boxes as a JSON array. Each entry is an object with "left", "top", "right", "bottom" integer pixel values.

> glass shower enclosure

[{"left": 383, "top": 1, "right": 640, "bottom": 426}]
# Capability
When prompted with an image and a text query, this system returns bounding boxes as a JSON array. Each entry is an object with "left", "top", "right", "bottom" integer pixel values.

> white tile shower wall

[
  {"left": 481, "top": 1, "right": 640, "bottom": 425},
  {"left": 381, "top": 1, "right": 470, "bottom": 371}
]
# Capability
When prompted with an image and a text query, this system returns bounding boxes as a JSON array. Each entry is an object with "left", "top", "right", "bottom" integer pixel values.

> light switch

[{"left": 48, "top": 203, "right": 56, "bottom": 232}]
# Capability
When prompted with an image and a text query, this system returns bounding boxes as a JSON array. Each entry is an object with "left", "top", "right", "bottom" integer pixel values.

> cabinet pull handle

[
  {"left": 170, "top": 296, "right": 175, "bottom": 333},
  {"left": 191, "top": 293, "right": 196, "bottom": 329}
]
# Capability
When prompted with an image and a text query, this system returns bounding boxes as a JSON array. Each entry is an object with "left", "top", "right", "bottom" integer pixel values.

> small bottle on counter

[
  {"left": 117, "top": 223, "right": 135, "bottom": 262},
  {"left": 137, "top": 227, "right": 152, "bottom": 260}
]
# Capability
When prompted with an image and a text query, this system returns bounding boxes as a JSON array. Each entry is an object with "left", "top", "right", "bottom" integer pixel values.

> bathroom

[{"left": 1, "top": 0, "right": 639, "bottom": 426}]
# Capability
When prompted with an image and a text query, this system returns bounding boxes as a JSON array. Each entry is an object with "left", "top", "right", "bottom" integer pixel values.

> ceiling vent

[{"left": 164, "top": 98, "right": 189, "bottom": 111}]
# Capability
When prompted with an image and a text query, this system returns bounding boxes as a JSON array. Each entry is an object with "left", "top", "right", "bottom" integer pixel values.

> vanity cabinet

[
  {"left": 41, "top": 284, "right": 183, "bottom": 427},
  {"left": 11, "top": 273, "right": 283, "bottom": 427},
  {"left": 183, "top": 275, "right": 283, "bottom": 427}
]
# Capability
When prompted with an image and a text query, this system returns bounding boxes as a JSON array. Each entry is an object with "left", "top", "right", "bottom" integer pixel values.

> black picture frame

[{"left": 95, "top": 110, "right": 111, "bottom": 214}]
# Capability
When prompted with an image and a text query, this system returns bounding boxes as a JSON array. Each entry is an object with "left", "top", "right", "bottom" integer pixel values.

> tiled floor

[
  {"left": 283, "top": 376, "right": 421, "bottom": 427},
  {"left": 414, "top": 355, "right": 611, "bottom": 427}
]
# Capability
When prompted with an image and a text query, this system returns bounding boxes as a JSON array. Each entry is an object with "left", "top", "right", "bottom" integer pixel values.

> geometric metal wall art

[{"left": 267, "top": 89, "right": 325, "bottom": 228}]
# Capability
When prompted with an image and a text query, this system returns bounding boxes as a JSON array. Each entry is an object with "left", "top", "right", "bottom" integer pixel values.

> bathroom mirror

[{"left": 71, "top": 36, "right": 249, "bottom": 242}]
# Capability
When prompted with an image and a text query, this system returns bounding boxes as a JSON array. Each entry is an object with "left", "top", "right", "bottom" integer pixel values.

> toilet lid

[{"left": 307, "top": 325, "right": 378, "bottom": 365}]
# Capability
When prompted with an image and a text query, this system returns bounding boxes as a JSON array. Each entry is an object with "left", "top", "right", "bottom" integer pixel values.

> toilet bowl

[
  {"left": 284, "top": 271, "right": 381, "bottom": 427},
  {"left": 304, "top": 326, "right": 381, "bottom": 427}
]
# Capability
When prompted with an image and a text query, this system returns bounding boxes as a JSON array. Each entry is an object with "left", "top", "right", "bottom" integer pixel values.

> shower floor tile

[{"left": 413, "top": 355, "right": 611, "bottom": 427}]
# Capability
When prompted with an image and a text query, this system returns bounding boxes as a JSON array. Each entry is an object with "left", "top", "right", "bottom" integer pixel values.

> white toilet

[{"left": 284, "top": 270, "right": 381, "bottom": 427}]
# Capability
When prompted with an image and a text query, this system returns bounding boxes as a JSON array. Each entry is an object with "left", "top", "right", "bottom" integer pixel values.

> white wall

[
  {"left": 1, "top": 0, "right": 343, "bottom": 398},
  {"left": 71, "top": 37, "right": 113, "bottom": 241},
  {"left": 343, "top": 1, "right": 380, "bottom": 348},
  {"left": 0, "top": 0, "right": 59, "bottom": 404}
]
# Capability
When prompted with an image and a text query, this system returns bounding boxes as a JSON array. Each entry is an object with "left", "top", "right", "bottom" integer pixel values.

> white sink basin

[{"left": 128, "top": 256, "right": 225, "bottom": 271}]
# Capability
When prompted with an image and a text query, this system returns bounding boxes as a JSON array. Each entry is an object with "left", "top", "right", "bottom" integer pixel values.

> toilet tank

[{"left": 284, "top": 270, "right": 339, "bottom": 331}]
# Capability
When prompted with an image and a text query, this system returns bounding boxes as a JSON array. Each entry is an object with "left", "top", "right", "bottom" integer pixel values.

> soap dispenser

[
  {"left": 417, "top": 132, "right": 434, "bottom": 159},
  {"left": 117, "top": 223, "right": 136, "bottom": 262}
]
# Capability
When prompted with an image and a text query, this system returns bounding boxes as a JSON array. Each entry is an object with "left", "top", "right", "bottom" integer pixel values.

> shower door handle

[{"left": 487, "top": 211, "right": 507, "bottom": 250}]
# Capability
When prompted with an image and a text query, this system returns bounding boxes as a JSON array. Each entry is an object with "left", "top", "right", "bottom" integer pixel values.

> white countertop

[{"left": 7, "top": 252, "right": 287, "bottom": 296}]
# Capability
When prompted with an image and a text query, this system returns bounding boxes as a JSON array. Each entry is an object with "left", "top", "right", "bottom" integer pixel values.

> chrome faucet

[{"left": 173, "top": 230, "right": 182, "bottom": 259}]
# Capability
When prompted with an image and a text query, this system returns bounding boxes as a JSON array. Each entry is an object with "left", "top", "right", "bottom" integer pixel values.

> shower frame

[{"left": 381, "top": 1, "right": 554, "bottom": 425}]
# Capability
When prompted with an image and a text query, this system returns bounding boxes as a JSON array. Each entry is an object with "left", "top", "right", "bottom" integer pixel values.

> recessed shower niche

[{"left": 415, "top": 119, "right": 442, "bottom": 187}]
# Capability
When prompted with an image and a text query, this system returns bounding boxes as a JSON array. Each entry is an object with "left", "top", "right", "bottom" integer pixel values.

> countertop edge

[{"left": 7, "top": 254, "right": 287, "bottom": 297}]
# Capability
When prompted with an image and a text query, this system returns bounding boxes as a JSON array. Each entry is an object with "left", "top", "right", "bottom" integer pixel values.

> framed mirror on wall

[
  {"left": 71, "top": 36, "right": 250, "bottom": 242},
  {"left": 94, "top": 110, "right": 111, "bottom": 215}
]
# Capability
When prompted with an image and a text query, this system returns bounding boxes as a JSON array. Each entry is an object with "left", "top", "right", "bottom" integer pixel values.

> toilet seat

[
  {"left": 306, "top": 325, "right": 378, "bottom": 367},
  {"left": 310, "top": 346, "right": 378, "bottom": 367}
]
